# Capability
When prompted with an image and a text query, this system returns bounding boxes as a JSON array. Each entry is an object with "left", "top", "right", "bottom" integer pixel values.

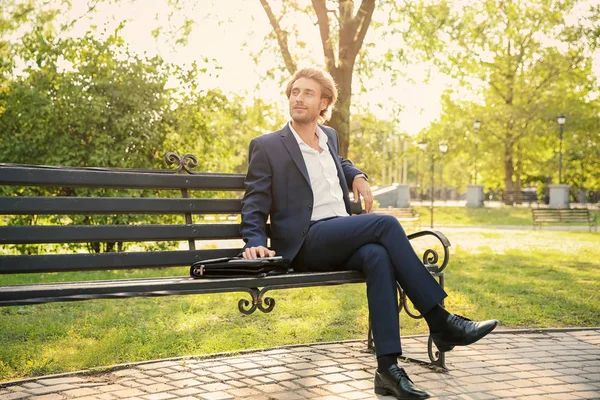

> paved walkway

[{"left": 1, "top": 329, "right": 599, "bottom": 400}]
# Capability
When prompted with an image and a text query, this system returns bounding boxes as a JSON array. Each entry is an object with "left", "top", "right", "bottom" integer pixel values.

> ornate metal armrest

[{"left": 407, "top": 230, "right": 451, "bottom": 274}]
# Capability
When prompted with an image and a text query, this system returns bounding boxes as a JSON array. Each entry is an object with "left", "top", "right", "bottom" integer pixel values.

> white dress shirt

[{"left": 289, "top": 122, "right": 349, "bottom": 221}]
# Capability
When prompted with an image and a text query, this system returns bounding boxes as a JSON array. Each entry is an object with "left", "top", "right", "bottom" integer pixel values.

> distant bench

[
  {"left": 502, "top": 190, "right": 539, "bottom": 206},
  {"left": 0, "top": 153, "right": 451, "bottom": 369},
  {"left": 532, "top": 208, "right": 597, "bottom": 231},
  {"left": 373, "top": 207, "right": 421, "bottom": 230}
]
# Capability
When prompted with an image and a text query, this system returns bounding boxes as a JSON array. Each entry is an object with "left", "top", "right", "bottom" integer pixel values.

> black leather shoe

[
  {"left": 431, "top": 314, "right": 498, "bottom": 352},
  {"left": 374, "top": 365, "right": 430, "bottom": 399}
]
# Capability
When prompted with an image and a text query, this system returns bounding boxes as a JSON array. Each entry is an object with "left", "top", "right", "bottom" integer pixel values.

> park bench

[
  {"left": 0, "top": 152, "right": 451, "bottom": 369},
  {"left": 502, "top": 190, "right": 539, "bottom": 206},
  {"left": 372, "top": 207, "right": 421, "bottom": 230},
  {"left": 532, "top": 208, "right": 597, "bottom": 232}
]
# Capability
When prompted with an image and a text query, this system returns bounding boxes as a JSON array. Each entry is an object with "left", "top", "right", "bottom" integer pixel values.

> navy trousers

[{"left": 293, "top": 213, "right": 447, "bottom": 357}]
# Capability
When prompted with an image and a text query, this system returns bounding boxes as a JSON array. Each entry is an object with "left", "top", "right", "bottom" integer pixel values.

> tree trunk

[{"left": 329, "top": 65, "right": 353, "bottom": 158}]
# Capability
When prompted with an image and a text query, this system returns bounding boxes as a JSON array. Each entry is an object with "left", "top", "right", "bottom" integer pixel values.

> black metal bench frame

[
  {"left": 532, "top": 208, "right": 597, "bottom": 232},
  {"left": 0, "top": 152, "right": 452, "bottom": 370}
]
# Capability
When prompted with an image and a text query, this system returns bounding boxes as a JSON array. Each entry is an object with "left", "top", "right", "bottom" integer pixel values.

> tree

[
  {"left": 258, "top": 0, "right": 376, "bottom": 157},
  {"left": 402, "top": 0, "right": 599, "bottom": 193}
]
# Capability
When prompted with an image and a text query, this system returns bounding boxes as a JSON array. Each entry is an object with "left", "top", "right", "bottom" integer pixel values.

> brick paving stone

[
  {"left": 555, "top": 375, "right": 593, "bottom": 383},
  {"left": 201, "top": 382, "right": 233, "bottom": 392},
  {"left": 198, "top": 391, "right": 233, "bottom": 400},
  {"left": 141, "top": 393, "right": 177, "bottom": 400},
  {"left": 28, "top": 394, "right": 67, "bottom": 400},
  {"left": 287, "top": 362, "right": 318, "bottom": 370},
  {"left": 318, "top": 366, "right": 345, "bottom": 374},
  {"left": 27, "top": 384, "right": 76, "bottom": 395},
  {"left": 265, "top": 392, "right": 305, "bottom": 400},
  {"left": 293, "top": 377, "right": 327, "bottom": 387},
  {"left": 110, "top": 387, "right": 147, "bottom": 398},
  {"left": 323, "top": 383, "right": 355, "bottom": 394},
  {"left": 278, "top": 381, "right": 303, "bottom": 391},
  {"left": 269, "top": 372, "right": 298, "bottom": 381},
  {"left": 291, "top": 368, "right": 321, "bottom": 377},
  {"left": 346, "top": 379, "right": 372, "bottom": 390},
  {"left": 340, "top": 391, "right": 372, "bottom": 399},
  {"left": 0, "top": 391, "right": 30, "bottom": 400},
  {"left": 254, "top": 383, "right": 289, "bottom": 393},
  {"left": 169, "top": 387, "right": 205, "bottom": 396}
]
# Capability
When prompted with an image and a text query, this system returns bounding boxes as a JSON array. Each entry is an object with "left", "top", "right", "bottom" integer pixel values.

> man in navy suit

[{"left": 241, "top": 67, "right": 498, "bottom": 399}]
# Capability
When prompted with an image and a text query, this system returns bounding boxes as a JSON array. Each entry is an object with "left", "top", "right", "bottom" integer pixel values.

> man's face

[{"left": 289, "top": 77, "right": 328, "bottom": 125}]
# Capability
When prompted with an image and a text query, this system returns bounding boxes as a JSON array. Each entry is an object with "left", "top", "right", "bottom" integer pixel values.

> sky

[{"left": 66, "top": 0, "right": 599, "bottom": 136}]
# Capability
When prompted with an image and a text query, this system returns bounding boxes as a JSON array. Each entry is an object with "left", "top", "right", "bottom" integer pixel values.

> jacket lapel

[
  {"left": 280, "top": 124, "right": 311, "bottom": 186},
  {"left": 323, "top": 127, "right": 352, "bottom": 214}
]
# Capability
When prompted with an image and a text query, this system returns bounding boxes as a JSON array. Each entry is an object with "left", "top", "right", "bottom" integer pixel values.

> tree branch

[
  {"left": 351, "top": 0, "right": 375, "bottom": 60},
  {"left": 259, "top": 0, "right": 297, "bottom": 74},
  {"left": 311, "top": 0, "right": 336, "bottom": 72}
]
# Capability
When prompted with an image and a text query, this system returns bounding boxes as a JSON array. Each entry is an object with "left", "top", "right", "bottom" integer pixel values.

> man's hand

[
  {"left": 242, "top": 246, "right": 276, "bottom": 259},
  {"left": 352, "top": 176, "right": 373, "bottom": 213}
]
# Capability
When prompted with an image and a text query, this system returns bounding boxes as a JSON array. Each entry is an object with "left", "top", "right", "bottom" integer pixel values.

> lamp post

[
  {"left": 473, "top": 120, "right": 481, "bottom": 184},
  {"left": 418, "top": 142, "right": 448, "bottom": 228},
  {"left": 557, "top": 114, "right": 566, "bottom": 184}
]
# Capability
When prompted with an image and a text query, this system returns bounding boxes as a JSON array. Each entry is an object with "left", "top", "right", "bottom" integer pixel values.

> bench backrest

[
  {"left": 0, "top": 155, "right": 251, "bottom": 275},
  {"left": 532, "top": 209, "right": 592, "bottom": 222}
]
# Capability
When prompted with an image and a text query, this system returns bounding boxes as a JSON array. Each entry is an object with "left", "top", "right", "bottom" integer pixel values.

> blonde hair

[{"left": 285, "top": 67, "right": 338, "bottom": 122}]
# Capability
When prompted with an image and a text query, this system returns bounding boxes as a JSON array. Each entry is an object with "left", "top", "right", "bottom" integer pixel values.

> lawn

[
  {"left": 412, "top": 206, "right": 599, "bottom": 227},
  {"left": 0, "top": 228, "right": 598, "bottom": 382}
]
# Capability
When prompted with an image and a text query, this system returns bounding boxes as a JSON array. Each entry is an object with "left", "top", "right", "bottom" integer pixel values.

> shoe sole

[
  {"left": 375, "top": 387, "right": 430, "bottom": 399},
  {"left": 433, "top": 320, "right": 499, "bottom": 353}
]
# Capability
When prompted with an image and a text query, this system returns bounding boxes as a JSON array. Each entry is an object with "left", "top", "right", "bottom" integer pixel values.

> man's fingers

[
  {"left": 258, "top": 247, "right": 267, "bottom": 258},
  {"left": 268, "top": 250, "right": 276, "bottom": 257},
  {"left": 353, "top": 187, "right": 359, "bottom": 203}
]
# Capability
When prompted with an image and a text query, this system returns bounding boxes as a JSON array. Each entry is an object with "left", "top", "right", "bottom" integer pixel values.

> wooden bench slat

[
  {"left": 0, "top": 166, "right": 245, "bottom": 190},
  {"left": 0, "top": 197, "right": 242, "bottom": 215},
  {"left": 0, "top": 271, "right": 368, "bottom": 306},
  {"left": 0, "top": 224, "right": 245, "bottom": 244},
  {"left": 0, "top": 248, "right": 240, "bottom": 274}
]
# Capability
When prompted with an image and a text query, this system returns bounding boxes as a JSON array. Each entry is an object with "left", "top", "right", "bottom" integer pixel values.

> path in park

[{"left": 1, "top": 329, "right": 599, "bottom": 400}]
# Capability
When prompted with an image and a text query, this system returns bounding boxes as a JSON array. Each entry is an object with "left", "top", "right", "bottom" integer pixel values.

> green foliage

[
  {"left": 0, "top": 6, "right": 286, "bottom": 255},
  {"left": 406, "top": 0, "right": 600, "bottom": 193}
]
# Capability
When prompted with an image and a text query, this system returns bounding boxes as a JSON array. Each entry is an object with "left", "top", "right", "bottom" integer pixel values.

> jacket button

[
  {"left": 307, "top": 205, "right": 312, "bottom": 210},
  {"left": 301, "top": 230, "right": 306, "bottom": 237}
]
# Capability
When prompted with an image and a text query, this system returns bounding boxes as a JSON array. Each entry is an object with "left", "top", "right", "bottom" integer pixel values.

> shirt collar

[{"left": 288, "top": 121, "right": 328, "bottom": 148}]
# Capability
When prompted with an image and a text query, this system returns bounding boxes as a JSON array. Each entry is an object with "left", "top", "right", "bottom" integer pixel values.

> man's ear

[{"left": 320, "top": 98, "right": 328, "bottom": 112}]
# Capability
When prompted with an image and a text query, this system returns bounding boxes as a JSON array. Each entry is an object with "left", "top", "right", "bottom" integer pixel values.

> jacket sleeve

[
  {"left": 240, "top": 138, "right": 272, "bottom": 249},
  {"left": 331, "top": 128, "right": 367, "bottom": 189}
]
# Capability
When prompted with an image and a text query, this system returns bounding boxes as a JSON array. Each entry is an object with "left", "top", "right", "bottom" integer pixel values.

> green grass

[
  {"left": 0, "top": 229, "right": 599, "bottom": 381},
  {"left": 412, "top": 206, "right": 599, "bottom": 227}
]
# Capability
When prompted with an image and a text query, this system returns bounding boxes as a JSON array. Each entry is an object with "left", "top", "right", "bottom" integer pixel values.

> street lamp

[
  {"left": 418, "top": 142, "right": 448, "bottom": 228},
  {"left": 557, "top": 114, "right": 566, "bottom": 184},
  {"left": 473, "top": 120, "right": 481, "bottom": 184}
]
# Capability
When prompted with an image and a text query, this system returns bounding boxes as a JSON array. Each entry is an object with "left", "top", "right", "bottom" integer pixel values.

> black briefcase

[{"left": 190, "top": 256, "right": 292, "bottom": 279}]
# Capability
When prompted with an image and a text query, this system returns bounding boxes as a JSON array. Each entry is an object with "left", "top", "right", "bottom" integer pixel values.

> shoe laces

[
  {"left": 389, "top": 365, "right": 414, "bottom": 384},
  {"left": 449, "top": 314, "right": 472, "bottom": 328}
]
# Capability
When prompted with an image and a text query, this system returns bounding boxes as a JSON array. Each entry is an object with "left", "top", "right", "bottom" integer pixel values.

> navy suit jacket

[{"left": 240, "top": 123, "right": 364, "bottom": 261}]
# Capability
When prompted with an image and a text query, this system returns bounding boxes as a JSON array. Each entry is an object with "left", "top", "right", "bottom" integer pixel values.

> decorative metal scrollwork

[
  {"left": 165, "top": 152, "right": 198, "bottom": 174},
  {"left": 422, "top": 249, "right": 439, "bottom": 266},
  {"left": 427, "top": 335, "right": 446, "bottom": 368},
  {"left": 397, "top": 283, "right": 423, "bottom": 319},
  {"left": 237, "top": 288, "right": 276, "bottom": 315}
]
